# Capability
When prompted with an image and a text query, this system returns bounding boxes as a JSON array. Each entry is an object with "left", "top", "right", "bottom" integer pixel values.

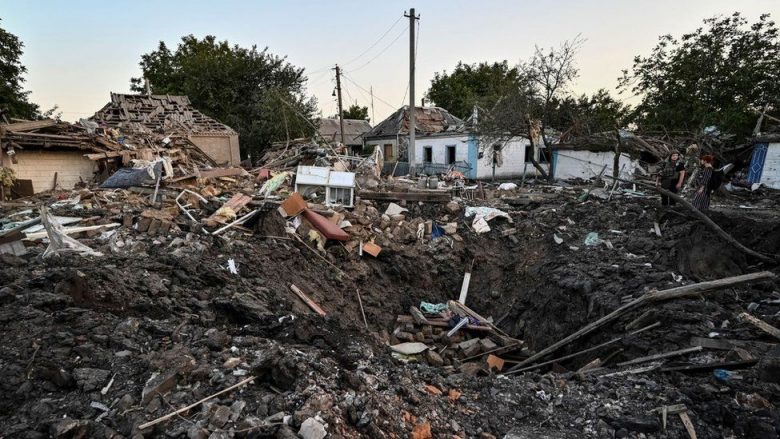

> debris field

[{"left": 1, "top": 145, "right": 780, "bottom": 439}]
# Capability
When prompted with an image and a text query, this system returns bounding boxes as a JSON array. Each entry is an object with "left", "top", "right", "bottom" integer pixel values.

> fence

[{"left": 382, "top": 161, "right": 471, "bottom": 177}]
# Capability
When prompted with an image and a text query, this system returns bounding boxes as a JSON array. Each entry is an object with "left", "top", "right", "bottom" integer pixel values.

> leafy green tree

[
  {"left": 0, "top": 18, "right": 38, "bottom": 119},
  {"left": 426, "top": 61, "right": 523, "bottom": 119},
  {"left": 131, "top": 35, "right": 317, "bottom": 159},
  {"left": 553, "top": 89, "right": 631, "bottom": 136},
  {"left": 342, "top": 104, "right": 369, "bottom": 121},
  {"left": 619, "top": 12, "right": 780, "bottom": 141}
]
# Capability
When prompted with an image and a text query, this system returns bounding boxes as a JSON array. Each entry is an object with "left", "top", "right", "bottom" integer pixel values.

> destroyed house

[
  {"left": 362, "top": 106, "right": 464, "bottom": 171},
  {"left": 365, "top": 106, "right": 540, "bottom": 179},
  {"left": 318, "top": 118, "right": 372, "bottom": 153},
  {"left": 0, "top": 119, "right": 107, "bottom": 196},
  {"left": 92, "top": 93, "right": 240, "bottom": 166}
]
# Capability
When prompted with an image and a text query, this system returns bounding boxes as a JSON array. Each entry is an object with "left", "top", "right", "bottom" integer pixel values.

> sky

[{"left": 3, "top": 0, "right": 779, "bottom": 124}]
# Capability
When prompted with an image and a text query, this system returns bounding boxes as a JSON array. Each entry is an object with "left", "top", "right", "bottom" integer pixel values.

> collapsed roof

[
  {"left": 1, "top": 119, "right": 120, "bottom": 154},
  {"left": 363, "top": 106, "right": 464, "bottom": 138},
  {"left": 91, "top": 93, "right": 237, "bottom": 136},
  {"left": 318, "top": 118, "right": 372, "bottom": 145}
]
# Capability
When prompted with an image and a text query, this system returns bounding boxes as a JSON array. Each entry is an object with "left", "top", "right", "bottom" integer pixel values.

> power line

[
  {"left": 347, "top": 24, "right": 409, "bottom": 74},
  {"left": 342, "top": 16, "right": 404, "bottom": 67},
  {"left": 342, "top": 82, "right": 355, "bottom": 106},
  {"left": 341, "top": 73, "right": 396, "bottom": 110}
]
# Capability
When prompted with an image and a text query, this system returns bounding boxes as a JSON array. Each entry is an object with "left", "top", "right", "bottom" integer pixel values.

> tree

[
  {"left": 426, "top": 61, "right": 523, "bottom": 119},
  {"left": 619, "top": 12, "right": 780, "bottom": 142},
  {"left": 0, "top": 18, "right": 39, "bottom": 119},
  {"left": 131, "top": 35, "right": 317, "bottom": 159},
  {"left": 342, "top": 104, "right": 369, "bottom": 121},
  {"left": 477, "top": 37, "right": 585, "bottom": 180}
]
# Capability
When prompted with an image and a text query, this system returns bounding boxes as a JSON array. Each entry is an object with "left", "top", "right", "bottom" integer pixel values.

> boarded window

[{"left": 383, "top": 144, "right": 394, "bottom": 160}]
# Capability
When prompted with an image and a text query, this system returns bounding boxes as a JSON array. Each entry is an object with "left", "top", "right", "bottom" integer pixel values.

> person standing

[
  {"left": 692, "top": 155, "right": 715, "bottom": 211},
  {"left": 656, "top": 150, "right": 686, "bottom": 206}
]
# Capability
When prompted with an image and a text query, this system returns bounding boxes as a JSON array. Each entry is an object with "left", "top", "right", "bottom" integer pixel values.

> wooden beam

[
  {"left": 739, "top": 312, "right": 780, "bottom": 340},
  {"left": 138, "top": 376, "right": 255, "bottom": 430},
  {"left": 198, "top": 167, "right": 245, "bottom": 178},
  {"left": 3, "top": 119, "right": 57, "bottom": 132},
  {"left": 679, "top": 412, "right": 698, "bottom": 439},
  {"left": 290, "top": 284, "right": 326, "bottom": 316}
]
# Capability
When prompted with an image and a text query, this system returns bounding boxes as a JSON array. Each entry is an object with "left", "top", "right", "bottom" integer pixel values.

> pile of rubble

[{"left": 1, "top": 149, "right": 780, "bottom": 438}]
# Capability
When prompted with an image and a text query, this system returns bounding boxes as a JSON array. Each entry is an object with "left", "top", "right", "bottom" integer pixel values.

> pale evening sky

[{"left": 2, "top": 0, "right": 778, "bottom": 124}]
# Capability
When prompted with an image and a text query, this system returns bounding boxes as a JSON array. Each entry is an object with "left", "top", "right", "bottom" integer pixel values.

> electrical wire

[
  {"left": 341, "top": 73, "right": 396, "bottom": 110},
  {"left": 346, "top": 24, "right": 409, "bottom": 74},
  {"left": 341, "top": 16, "right": 404, "bottom": 67}
]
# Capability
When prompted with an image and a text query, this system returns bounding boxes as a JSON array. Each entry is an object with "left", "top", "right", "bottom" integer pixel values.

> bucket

[
  {"left": 427, "top": 176, "right": 439, "bottom": 189},
  {"left": 417, "top": 177, "right": 428, "bottom": 189}
]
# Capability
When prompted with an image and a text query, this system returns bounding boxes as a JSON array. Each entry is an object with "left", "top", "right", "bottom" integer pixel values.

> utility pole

[
  {"left": 334, "top": 64, "right": 345, "bottom": 145},
  {"left": 370, "top": 86, "right": 375, "bottom": 124},
  {"left": 405, "top": 8, "right": 419, "bottom": 176}
]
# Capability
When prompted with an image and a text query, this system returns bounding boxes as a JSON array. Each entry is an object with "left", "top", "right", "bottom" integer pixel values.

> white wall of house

[
  {"left": 554, "top": 150, "right": 638, "bottom": 180},
  {"left": 476, "top": 137, "right": 531, "bottom": 179},
  {"left": 365, "top": 139, "right": 398, "bottom": 162},
  {"left": 2, "top": 149, "right": 97, "bottom": 193},
  {"left": 414, "top": 136, "right": 470, "bottom": 165}
]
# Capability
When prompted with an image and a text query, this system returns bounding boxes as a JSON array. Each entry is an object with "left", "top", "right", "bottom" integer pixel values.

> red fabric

[{"left": 302, "top": 209, "right": 349, "bottom": 241}]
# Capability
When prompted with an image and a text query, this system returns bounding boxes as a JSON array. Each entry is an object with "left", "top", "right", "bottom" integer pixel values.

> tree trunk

[
  {"left": 526, "top": 135, "right": 549, "bottom": 179},
  {"left": 613, "top": 129, "right": 623, "bottom": 181},
  {"left": 541, "top": 122, "right": 555, "bottom": 182}
]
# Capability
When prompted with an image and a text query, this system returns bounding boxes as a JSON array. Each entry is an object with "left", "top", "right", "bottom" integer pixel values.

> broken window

[
  {"left": 447, "top": 145, "right": 456, "bottom": 164},
  {"left": 327, "top": 187, "right": 352, "bottom": 206},
  {"left": 525, "top": 144, "right": 534, "bottom": 162},
  {"left": 423, "top": 146, "right": 432, "bottom": 163}
]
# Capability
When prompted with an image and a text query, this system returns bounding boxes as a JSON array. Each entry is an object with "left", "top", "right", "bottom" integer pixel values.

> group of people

[{"left": 655, "top": 150, "right": 716, "bottom": 211}]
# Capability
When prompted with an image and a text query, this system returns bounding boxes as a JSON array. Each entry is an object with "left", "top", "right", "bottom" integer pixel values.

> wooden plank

[
  {"left": 290, "top": 284, "right": 326, "bottom": 316},
  {"left": 358, "top": 190, "right": 451, "bottom": 203},
  {"left": 138, "top": 376, "right": 255, "bottom": 430},
  {"left": 689, "top": 336, "right": 776, "bottom": 352},
  {"left": 616, "top": 346, "right": 703, "bottom": 367},
  {"left": 409, "top": 306, "right": 429, "bottom": 325},
  {"left": 202, "top": 193, "right": 252, "bottom": 227},
  {"left": 395, "top": 315, "right": 492, "bottom": 332},
  {"left": 679, "top": 412, "right": 698, "bottom": 439},
  {"left": 739, "top": 312, "right": 780, "bottom": 340},
  {"left": 198, "top": 167, "right": 245, "bottom": 179},
  {"left": 23, "top": 223, "right": 120, "bottom": 240},
  {"left": 85, "top": 151, "right": 134, "bottom": 160},
  {"left": 4, "top": 119, "right": 57, "bottom": 132}
]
